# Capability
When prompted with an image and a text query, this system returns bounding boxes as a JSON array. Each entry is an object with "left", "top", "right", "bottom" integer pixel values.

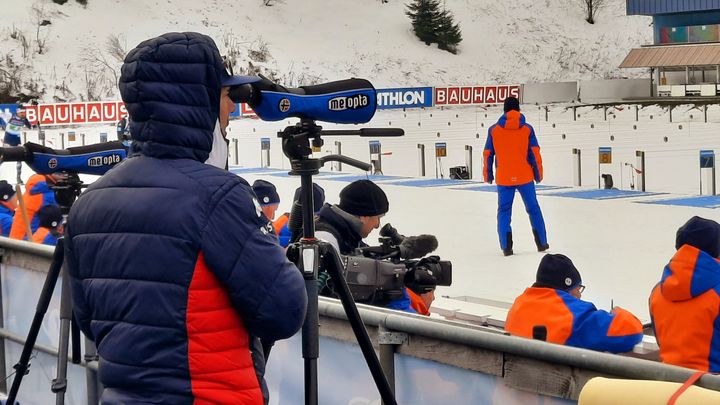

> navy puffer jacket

[{"left": 66, "top": 32, "right": 307, "bottom": 405}]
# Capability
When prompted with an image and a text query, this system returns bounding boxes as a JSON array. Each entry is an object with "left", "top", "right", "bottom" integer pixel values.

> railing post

[{"left": 378, "top": 325, "right": 407, "bottom": 405}]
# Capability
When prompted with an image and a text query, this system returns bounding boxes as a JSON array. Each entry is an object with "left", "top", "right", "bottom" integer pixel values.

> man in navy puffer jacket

[{"left": 65, "top": 32, "right": 307, "bottom": 405}]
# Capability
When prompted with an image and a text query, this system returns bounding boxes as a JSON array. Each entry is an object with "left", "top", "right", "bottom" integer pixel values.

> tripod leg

[
  {"left": 295, "top": 241, "right": 320, "bottom": 405},
  {"left": 322, "top": 247, "right": 397, "bottom": 405},
  {"left": 302, "top": 278, "right": 319, "bottom": 405},
  {"left": 52, "top": 260, "right": 73, "bottom": 405},
  {"left": 83, "top": 338, "right": 100, "bottom": 405},
  {"left": 6, "top": 240, "right": 65, "bottom": 405}
]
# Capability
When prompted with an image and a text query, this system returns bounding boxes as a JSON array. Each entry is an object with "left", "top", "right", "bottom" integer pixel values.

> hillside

[{"left": 0, "top": 0, "right": 651, "bottom": 103}]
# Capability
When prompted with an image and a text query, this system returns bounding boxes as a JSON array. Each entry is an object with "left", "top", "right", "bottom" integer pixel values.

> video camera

[{"left": 336, "top": 224, "right": 452, "bottom": 303}]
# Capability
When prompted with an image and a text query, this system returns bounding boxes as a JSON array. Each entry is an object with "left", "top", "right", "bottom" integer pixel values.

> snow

[
  {"left": 0, "top": 0, "right": 712, "bottom": 325},
  {"left": 1, "top": 0, "right": 651, "bottom": 102}
]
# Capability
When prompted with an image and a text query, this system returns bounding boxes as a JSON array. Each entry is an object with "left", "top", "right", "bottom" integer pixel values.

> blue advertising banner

[
  {"left": 230, "top": 103, "right": 241, "bottom": 118},
  {"left": 377, "top": 87, "right": 433, "bottom": 109}
]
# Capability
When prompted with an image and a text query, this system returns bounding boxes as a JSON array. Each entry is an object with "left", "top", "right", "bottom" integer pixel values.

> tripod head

[
  {"left": 47, "top": 171, "right": 85, "bottom": 216},
  {"left": 279, "top": 118, "right": 404, "bottom": 175}
]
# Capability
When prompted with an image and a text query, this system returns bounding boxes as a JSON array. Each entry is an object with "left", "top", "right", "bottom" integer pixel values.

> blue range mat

[
  {"left": 229, "top": 167, "right": 286, "bottom": 174},
  {"left": 453, "top": 184, "right": 567, "bottom": 192},
  {"left": 638, "top": 195, "right": 720, "bottom": 209},
  {"left": 385, "top": 178, "right": 481, "bottom": 187},
  {"left": 545, "top": 189, "right": 663, "bottom": 200},
  {"left": 324, "top": 175, "right": 409, "bottom": 182}
]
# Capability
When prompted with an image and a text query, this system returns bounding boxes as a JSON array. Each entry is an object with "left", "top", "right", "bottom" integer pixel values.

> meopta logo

[
  {"left": 328, "top": 94, "right": 370, "bottom": 111},
  {"left": 87, "top": 154, "right": 123, "bottom": 167},
  {"left": 48, "top": 158, "right": 58, "bottom": 169}
]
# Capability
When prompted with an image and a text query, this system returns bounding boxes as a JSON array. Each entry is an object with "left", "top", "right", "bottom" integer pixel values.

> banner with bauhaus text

[
  {"left": 23, "top": 101, "right": 127, "bottom": 125},
  {"left": 434, "top": 85, "right": 521, "bottom": 105}
]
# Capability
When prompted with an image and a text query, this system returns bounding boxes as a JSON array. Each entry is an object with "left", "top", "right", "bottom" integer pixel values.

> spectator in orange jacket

[
  {"left": 9, "top": 173, "right": 64, "bottom": 240},
  {"left": 650, "top": 216, "right": 720, "bottom": 372},
  {"left": 505, "top": 254, "right": 643, "bottom": 353},
  {"left": 483, "top": 97, "right": 548, "bottom": 256}
]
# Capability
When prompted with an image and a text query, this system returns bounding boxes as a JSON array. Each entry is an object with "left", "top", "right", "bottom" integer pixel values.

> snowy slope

[{"left": 0, "top": 0, "right": 651, "bottom": 102}]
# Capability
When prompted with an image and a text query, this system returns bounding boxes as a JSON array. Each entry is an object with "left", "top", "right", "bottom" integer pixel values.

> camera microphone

[{"left": 398, "top": 235, "right": 438, "bottom": 260}]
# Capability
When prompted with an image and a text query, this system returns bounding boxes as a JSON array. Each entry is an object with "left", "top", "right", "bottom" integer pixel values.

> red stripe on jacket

[{"left": 187, "top": 252, "right": 263, "bottom": 404}]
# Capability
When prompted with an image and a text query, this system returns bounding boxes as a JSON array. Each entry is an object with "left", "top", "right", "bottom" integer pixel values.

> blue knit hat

[
  {"left": 293, "top": 183, "right": 325, "bottom": 213},
  {"left": 252, "top": 179, "right": 280, "bottom": 206},
  {"left": 0, "top": 180, "right": 16, "bottom": 202},
  {"left": 535, "top": 254, "right": 582, "bottom": 291},
  {"left": 37, "top": 204, "right": 63, "bottom": 229},
  {"left": 676, "top": 216, "right": 720, "bottom": 258}
]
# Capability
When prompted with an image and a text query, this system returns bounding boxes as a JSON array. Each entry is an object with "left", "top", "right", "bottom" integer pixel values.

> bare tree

[
  {"left": 29, "top": 1, "right": 51, "bottom": 54},
  {"left": 106, "top": 34, "right": 128, "bottom": 63},
  {"left": 581, "top": 0, "right": 606, "bottom": 24},
  {"left": 79, "top": 42, "right": 121, "bottom": 99}
]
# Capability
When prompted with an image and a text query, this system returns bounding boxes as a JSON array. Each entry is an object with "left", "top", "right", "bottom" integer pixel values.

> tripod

[
  {"left": 280, "top": 119, "right": 402, "bottom": 405},
  {"left": 6, "top": 172, "right": 100, "bottom": 405}
]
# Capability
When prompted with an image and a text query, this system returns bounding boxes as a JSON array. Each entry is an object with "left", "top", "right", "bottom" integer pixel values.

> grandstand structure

[{"left": 623, "top": 0, "right": 720, "bottom": 98}]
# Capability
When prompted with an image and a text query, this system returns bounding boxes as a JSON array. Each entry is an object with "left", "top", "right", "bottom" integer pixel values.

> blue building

[
  {"left": 622, "top": 1, "right": 720, "bottom": 97},
  {"left": 627, "top": 0, "right": 720, "bottom": 44}
]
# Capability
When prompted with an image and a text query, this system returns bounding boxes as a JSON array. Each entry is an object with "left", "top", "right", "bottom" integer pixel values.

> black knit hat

[
  {"left": 293, "top": 183, "right": 325, "bottom": 213},
  {"left": 338, "top": 180, "right": 389, "bottom": 217},
  {"left": 535, "top": 254, "right": 582, "bottom": 291},
  {"left": 37, "top": 204, "right": 62, "bottom": 229},
  {"left": 0, "top": 180, "right": 15, "bottom": 202},
  {"left": 252, "top": 179, "right": 280, "bottom": 206},
  {"left": 503, "top": 96, "right": 520, "bottom": 112},
  {"left": 676, "top": 216, "right": 720, "bottom": 258}
]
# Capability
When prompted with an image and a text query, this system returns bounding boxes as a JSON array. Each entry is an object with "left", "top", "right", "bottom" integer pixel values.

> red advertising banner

[
  {"left": 24, "top": 101, "right": 127, "bottom": 125},
  {"left": 240, "top": 103, "right": 257, "bottom": 117},
  {"left": 434, "top": 85, "right": 521, "bottom": 105}
]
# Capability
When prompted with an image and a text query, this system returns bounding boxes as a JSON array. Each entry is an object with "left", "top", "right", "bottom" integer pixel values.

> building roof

[
  {"left": 627, "top": 0, "right": 720, "bottom": 16},
  {"left": 620, "top": 43, "right": 720, "bottom": 68}
]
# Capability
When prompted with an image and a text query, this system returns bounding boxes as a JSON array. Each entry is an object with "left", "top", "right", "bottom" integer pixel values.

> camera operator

[
  {"left": 65, "top": 32, "right": 307, "bottom": 405},
  {"left": 315, "top": 180, "right": 416, "bottom": 312}
]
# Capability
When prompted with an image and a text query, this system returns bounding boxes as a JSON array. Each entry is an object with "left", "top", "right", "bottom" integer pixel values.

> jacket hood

[
  {"left": 497, "top": 110, "right": 526, "bottom": 130},
  {"left": 659, "top": 244, "right": 720, "bottom": 301},
  {"left": 119, "top": 32, "right": 226, "bottom": 162}
]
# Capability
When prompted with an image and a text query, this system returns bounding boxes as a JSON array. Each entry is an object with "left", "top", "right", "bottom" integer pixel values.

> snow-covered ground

[
  {"left": 1, "top": 0, "right": 651, "bottom": 102},
  {"left": 1, "top": 101, "right": 718, "bottom": 329}
]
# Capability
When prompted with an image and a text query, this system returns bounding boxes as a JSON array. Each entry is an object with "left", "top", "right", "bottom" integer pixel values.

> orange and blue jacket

[
  {"left": 650, "top": 245, "right": 720, "bottom": 372},
  {"left": 9, "top": 174, "right": 56, "bottom": 240},
  {"left": 505, "top": 287, "right": 643, "bottom": 353},
  {"left": 483, "top": 110, "right": 543, "bottom": 186},
  {"left": 32, "top": 227, "right": 58, "bottom": 246},
  {"left": 408, "top": 289, "right": 430, "bottom": 316}
]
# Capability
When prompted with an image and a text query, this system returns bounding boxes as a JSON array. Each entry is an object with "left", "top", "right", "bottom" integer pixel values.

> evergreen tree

[
  {"left": 435, "top": 9, "right": 462, "bottom": 54},
  {"left": 405, "top": 0, "right": 442, "bottom": 46},
  {"left": 406, "top": 0, "right": 462, "bottom": 54}
]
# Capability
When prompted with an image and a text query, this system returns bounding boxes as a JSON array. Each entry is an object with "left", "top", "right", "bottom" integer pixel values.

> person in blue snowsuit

[{"left": 3, "top": 105, "right": 32, "bottom": 146}]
